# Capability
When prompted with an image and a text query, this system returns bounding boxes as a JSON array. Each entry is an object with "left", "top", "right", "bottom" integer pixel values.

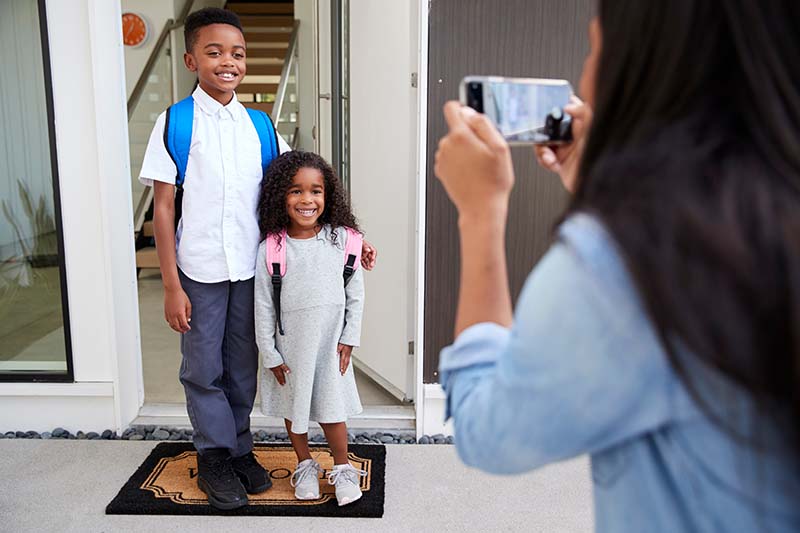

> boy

[{"left": 139, "top": 8, "right": 376, "bottom": 510}]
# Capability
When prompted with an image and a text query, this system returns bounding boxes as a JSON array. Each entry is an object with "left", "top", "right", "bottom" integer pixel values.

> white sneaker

[
  {"left": 327, "top": 463, "right": 367, "bottom": 506},
  {"left": 291, "top": 459, "right": 322, "bottom": 500}
]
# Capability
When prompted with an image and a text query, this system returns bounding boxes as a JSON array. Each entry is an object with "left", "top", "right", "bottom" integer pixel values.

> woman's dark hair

[
  {"left": 257, "top": 151, "right": 360, "bottom": 246},
  {"left": 568, "top": 0, "right": 800, "bottom": 452},
  {"left": 184, "top": 8, "right": 243, "bottom": 52}
]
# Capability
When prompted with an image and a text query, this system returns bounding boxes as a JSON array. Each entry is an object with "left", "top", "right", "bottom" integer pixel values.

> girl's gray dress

[{"left": 255, "top": 225, "right": 364, "bottom": 434}]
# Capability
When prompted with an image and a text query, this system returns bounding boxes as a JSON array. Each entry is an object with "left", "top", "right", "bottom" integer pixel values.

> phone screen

[{"left": 462, "top": 77, "right": 573, "bottom": 144}]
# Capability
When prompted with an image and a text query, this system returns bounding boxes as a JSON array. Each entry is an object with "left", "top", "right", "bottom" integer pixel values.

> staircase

[{"left": 134, "top": 0, "right": 298, "bottom": 273}]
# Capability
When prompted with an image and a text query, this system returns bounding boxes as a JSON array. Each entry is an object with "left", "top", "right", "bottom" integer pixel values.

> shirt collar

[{"left": 192, "top": 86, "right": 242, "bottom": 121}]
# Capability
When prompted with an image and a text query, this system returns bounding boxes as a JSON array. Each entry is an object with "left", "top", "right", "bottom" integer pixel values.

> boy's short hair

[{"left": 184, "top": 8, "right": 244, "bottom": 52}]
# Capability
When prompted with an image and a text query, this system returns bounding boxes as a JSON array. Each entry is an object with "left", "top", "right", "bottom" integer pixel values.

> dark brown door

[{"left": 424, "top": 0, "right": 593, "bottom": 382}]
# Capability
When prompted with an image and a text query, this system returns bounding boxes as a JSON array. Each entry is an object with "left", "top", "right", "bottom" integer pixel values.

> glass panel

[
  {"left": 0, "top": 0, "right": 70, "bottom": 378},
  {"left": 273, "top": 29, "right": 299, "bottom": 148},
  {"left": 129, "top": 38, "right": 173, "bottom": 230}
]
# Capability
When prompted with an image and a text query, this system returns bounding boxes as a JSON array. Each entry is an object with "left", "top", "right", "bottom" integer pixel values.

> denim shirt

[{"left": 439, "top": 214, "right": 800, "bottom": 532}]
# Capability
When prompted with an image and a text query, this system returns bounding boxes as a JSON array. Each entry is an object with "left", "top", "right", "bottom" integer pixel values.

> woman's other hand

[
  {"left": 534, "top": 95, "right": 592, "bottom": 193},
  {"left": 434, "top": 101, "right": 515, "bottom": 219}
]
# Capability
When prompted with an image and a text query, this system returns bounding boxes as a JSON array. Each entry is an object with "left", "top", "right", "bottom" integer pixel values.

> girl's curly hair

[{"left": 257, "top": 151, "right": 360, "bottom": 247}]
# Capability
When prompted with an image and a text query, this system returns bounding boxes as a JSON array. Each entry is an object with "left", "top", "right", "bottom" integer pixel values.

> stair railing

[
  {"left": 128, "top": 0, "right": 194, "bottom": 236},
  {"left": 272, "top": 21, "right": 300, "bottom": 145}
]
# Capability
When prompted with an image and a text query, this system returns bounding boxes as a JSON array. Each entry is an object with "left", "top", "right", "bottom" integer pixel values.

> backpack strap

[
  {"left": 245, "top": 108, "right": 280, "bottom": 175},
  {"left": 265, "top": 230, "right": 287, "bottom": 336},
  {"left": 163, "top": 95, "right": 194, "bottom": 229},
  {"left": 343, "top": 227, "right": 362, "bottom": 287},
  {"left": 163, "top": 95, "right": 195, "bottom": 188}
]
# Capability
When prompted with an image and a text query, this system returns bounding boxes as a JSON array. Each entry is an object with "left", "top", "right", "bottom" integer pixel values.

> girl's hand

[
  {"left": 164, "top": 287, "right": 192, "bottom": 333},
  {"left": 533, "top": 96, "right": 592, "bottom": 194},
  {"left": 270, "top": 364, "right": 291, "bottom": 386},
  {"left": 361, "top": 240, "right": 377, "bottom": 270},
  {"left": 337, "top": 344, "right": 353, "bottom": 375},
  {"left": 434, "top": 102, "right": 515, "bottom": 220}
]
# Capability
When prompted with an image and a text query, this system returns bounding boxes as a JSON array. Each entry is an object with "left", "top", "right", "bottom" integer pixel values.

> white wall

[
  {"left": 121, "top": 0, "right": 175, "bottom": 100},
  {"left": 348, "top": 0, "right": 418, "bottom": 399}
]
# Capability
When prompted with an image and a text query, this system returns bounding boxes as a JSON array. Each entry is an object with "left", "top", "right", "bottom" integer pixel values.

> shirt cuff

[
  {"left": 139, "top": 174, "right": 176, "bottom": 188},
  {"left": 438, "top": 322, "right": 510, "bottom": 387},
  {"left": 262, "top": 351, "right": 284, "bottom": 369}
]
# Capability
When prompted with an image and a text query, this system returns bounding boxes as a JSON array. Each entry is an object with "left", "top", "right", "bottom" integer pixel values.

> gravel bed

[{"left": 0, "top": 427, "right": 454, "bottom": 445}]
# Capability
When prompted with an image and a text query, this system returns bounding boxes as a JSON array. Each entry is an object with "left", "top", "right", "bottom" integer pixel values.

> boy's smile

[
  {"left": 184, "top": 23, "right": 246, "bottom": 105},
  {"left": 286, "top": 167, "right": 326, "bottom": 239}
]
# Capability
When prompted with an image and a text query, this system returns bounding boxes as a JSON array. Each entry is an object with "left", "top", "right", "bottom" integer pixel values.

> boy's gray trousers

[{"left": 178, "top": 270, "right": 258, "bottom": 457}]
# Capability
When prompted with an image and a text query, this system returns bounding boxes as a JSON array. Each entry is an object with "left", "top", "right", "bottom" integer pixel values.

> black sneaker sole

[
  {"left": 197, "top": 477, "right": 249, "bottom": 510},
  {"left": 236, "top": 471, "right": 273, "bottom": 494}
]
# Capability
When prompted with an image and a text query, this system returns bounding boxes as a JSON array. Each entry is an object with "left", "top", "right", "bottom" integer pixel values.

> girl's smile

[{"left": 286, "top": 167, "right": 325, "bottom": 238}]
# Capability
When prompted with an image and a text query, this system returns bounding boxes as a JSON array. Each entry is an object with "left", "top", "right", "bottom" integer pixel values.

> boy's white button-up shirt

[{"left": 139, "top": 86, "right": 290, "bottom": 283}]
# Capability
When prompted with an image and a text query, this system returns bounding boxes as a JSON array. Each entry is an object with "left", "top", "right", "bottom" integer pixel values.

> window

[{"left": 0, "top": 0, "right": 72, "bottom": 381}]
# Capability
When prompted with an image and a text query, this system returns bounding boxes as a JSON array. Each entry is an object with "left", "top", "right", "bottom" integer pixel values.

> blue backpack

[{"left": 162, "top": 95, "right": 280, "bottom": 224}]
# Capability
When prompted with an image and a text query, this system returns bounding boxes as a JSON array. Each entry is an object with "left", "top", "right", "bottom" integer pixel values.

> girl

[{"left": 254, "top": 151, "right": 366, "bottom": 506}]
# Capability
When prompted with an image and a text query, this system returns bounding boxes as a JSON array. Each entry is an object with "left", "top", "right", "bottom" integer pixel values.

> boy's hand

[
  {"left": 270, "top": 364, "right": 291, "bottom": 386},
  {"left": 361, "top": 240, "right": 377, "bottom": 270},
  {"left": 164, "top": 287, "right": 192, "bottom": 333},
  {"left": 337, "top": 344, "right": 353, "bottom": 375}
]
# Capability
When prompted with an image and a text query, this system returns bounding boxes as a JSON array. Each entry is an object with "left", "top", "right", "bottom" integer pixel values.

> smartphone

[{"left": 459, "top": 76, "right": 574, "bottom": 145}]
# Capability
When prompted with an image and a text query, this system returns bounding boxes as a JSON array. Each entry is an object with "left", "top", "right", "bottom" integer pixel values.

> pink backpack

[{"left": 265, "top": 227, "right": 362, "bottom": 335}]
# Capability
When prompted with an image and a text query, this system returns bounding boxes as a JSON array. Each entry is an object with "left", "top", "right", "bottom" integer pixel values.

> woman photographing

[{"left": 435, "top": 1, "right": 800, "bottom": 531}]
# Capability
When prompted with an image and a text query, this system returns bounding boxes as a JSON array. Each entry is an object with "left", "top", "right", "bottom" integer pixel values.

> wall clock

[{"left": 122, "top": 12, "right": 149, "bottom": 48}]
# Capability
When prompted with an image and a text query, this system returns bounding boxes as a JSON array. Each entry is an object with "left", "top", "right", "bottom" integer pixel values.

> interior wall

[
  {"left": 423, "top": 0, "right": 593, "bottom": 382},
  {"left": 121, "top": 0, "right": 175, "bottom": 100}
]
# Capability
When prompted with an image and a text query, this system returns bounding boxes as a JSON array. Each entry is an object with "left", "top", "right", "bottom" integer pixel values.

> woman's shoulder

[
  {"left": 556, "top": 213, "right": 629, "bottom": 288},
  {"left": 542, "top": 213, "right": 648, "bottom": 321}
]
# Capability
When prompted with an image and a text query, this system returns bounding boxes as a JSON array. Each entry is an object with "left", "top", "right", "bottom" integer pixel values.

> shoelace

[
  {"left": 205, "top": 456, "right": 237, "bottom": 483},
  {"left": 290, "top": 459, "right": 323, "bottom": 488},
  {"left": 236, "top": 452, "right": 260, "bottom": 470},
  {"left": 326, "top": 464, "right": 367, "bottom": 486}
]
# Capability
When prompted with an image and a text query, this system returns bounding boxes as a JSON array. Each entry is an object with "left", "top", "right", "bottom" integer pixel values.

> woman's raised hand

[
  {"left": 534, "top": 95, "right": 592, "bottom": 194},
  {"left": 434, "top": 101, "right": 515, "bottom": 219}
]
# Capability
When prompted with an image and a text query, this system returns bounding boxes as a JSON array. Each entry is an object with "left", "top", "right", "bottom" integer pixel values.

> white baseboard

[
  {"left": 422, "top": 383, "right": 454, "bottom": 436},
  {"left": 134, "top": 403, "right": 416, "bottom": 432}
]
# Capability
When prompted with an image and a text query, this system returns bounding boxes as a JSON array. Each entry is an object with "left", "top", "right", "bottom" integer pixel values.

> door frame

[{"left": 132, "top": 0, "right": 427, "bottom": 434}]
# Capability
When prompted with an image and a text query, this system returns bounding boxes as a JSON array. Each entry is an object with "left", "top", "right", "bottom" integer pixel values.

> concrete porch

[{"left": 0, "top": 441, "right": 593, "bottom": 532}]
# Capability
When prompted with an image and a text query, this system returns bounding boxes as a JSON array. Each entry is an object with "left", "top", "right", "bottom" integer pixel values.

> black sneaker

[
  {"left": 232, "top": 451, "right": 272, "bottom": 494},
  {"left": 197, "top": 449, "right": 248, "bottom": 510}
]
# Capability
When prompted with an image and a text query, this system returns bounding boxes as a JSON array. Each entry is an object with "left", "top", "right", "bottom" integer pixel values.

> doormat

[{"left": 106, "top": 442, "right": 385, "bottom": 518}]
